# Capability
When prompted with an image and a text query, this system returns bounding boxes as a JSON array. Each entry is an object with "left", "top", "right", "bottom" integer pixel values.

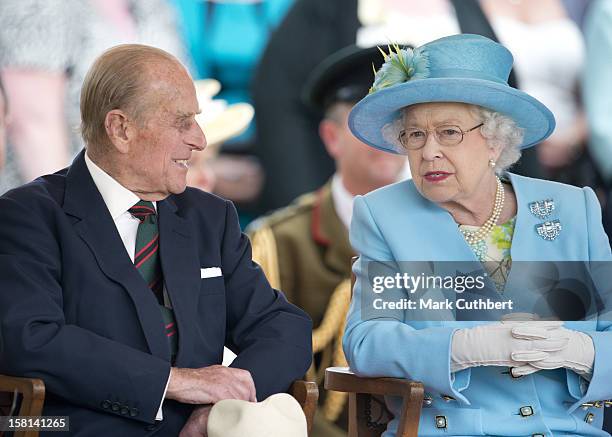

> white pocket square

[{"left": 201, "top": 267, "right": 222, "bottom": 278}]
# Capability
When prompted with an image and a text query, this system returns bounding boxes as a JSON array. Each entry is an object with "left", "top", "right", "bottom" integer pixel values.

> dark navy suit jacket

[{"left": 0, "top": 151, "right": 312, "bottom": 436}]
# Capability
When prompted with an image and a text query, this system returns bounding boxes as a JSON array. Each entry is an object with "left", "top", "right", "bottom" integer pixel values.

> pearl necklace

[{"left": 459, "top": 177, "right": 505, "bottom": 246}]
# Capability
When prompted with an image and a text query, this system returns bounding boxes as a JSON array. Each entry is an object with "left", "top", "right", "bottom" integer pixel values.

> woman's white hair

[
  {"left": 470, "top": 106, "right": 524, "bottom": 174},
  {"left": 381, "top": 104, "right": 524, "bottom": 175}
]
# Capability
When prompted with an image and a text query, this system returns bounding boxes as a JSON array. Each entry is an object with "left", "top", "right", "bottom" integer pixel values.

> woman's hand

[
  {"left": 510, "top": 328, "right": 594, "bottom": 378},
  {"left": 451, "top": 320, "right": 569, "bottom": 372}
]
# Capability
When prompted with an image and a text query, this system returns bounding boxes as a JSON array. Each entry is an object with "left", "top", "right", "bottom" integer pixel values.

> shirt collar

[
  {"left": 84, "top": 151, "right": 144, "bottom": 220},
  {"left": 331, "top": 164, "right": 411, "bottom": 230},
  {"left": 330, "top": 173, "right": 354, "bottom": 230}
]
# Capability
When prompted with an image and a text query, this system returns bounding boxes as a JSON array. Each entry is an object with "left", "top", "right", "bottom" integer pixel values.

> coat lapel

[
  {"left": 157, "top": 198, "right": 201, "bottom": 366},
  {"left": 310, "top": 183, "right": 354, "bottom": 276},
  {"left": 63, "top": 151, "right": 170, "bottom": 361},
  {"left": 507, "top": 172, "right": 568, "bottom": 262},
  {"left": 506, "top": 173, "right": 534, "bottom": 261}
]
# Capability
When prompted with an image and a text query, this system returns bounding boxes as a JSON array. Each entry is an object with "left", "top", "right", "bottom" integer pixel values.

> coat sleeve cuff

[{"left": 568, "top": 331, "right": 612, "bottom": 412}]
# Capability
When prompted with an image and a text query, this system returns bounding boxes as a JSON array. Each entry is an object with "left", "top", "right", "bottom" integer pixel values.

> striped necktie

[
  {"left": 129, "top": 201, "right": 178, "bottom": 357},
  {"left": 129, "top": 201, "right": 163, "bottom": 303}
]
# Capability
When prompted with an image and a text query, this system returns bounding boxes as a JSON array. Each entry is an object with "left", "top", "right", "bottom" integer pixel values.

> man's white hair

[{"left": 381, "top": 104, "right": 524, "bottom": 174}]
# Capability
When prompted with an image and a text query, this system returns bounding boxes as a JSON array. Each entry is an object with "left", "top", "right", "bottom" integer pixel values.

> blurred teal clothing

[
  {"left": 344, "top": 173, "right": 612, "bottom": 437},
  {"left": 172, "top": 0, "right": 293, "bottom": 107},
  {"left": 583, "top": 0, "right": 612, "bottom": 184}
]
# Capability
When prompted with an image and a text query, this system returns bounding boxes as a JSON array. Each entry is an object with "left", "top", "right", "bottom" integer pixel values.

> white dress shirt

[
  {"left": 330, "top": 174, "right": 354, "bottom": 231},
  {"left": 84, "top": 152, "right": 170, "bottom": 421}
]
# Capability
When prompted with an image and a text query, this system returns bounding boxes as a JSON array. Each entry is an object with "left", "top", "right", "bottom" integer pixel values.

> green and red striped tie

[{"left": 129, "top": 200, "right": 178, "bottom": 360}]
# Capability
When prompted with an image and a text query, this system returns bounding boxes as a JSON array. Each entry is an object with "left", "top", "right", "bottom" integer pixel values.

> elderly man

[
  {"left": 0, "top": 44, "right": 312, "bottom": 436},
  {"left": 248, "top": 45, "right": 408, "bottom": 436}
]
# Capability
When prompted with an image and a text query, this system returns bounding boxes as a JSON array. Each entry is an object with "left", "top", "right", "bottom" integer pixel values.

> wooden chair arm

[
  {"left": 0, "top": 374, "right": 45, "bottom": 437},
  {"left": 289, "top": 380, "right": 319, "bottom": 435},
  {"left": 325, "top": 367, "right": 422, "bottom": 397},
  {"left": 325, "top": 367, "right": 424, "bottom": 437}
]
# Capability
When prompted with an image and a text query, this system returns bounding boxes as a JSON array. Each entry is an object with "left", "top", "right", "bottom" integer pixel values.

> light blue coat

[{"left": 343, "top": 173, "right": 612, "bottom": 437}]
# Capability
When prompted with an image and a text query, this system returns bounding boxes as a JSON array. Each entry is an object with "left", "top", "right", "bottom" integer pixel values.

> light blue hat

[{"left": 348, "top": 34, "right": 556, "bottom": 154}]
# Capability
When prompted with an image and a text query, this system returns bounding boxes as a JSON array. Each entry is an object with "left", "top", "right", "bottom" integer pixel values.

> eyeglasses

[{"left": 398, "top": 123, "right": 484, "bottom": 150}]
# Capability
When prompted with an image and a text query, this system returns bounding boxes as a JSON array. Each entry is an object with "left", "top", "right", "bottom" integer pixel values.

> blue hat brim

[{"left": 348, "top": 78, "right": 556, "bottom": 154}]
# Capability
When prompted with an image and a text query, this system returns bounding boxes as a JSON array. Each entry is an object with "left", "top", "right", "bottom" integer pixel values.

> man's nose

[{"left": 188, "top": 123, "right": 207, "bottom": 151}]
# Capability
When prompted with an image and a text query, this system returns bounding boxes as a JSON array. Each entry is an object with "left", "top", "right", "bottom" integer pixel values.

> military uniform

[{"left": 248, "top": 180, "right": 353, "bottom": 437}]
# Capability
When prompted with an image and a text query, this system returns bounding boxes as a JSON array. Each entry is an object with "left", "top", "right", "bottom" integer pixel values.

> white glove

[
  {"left": 450, "top": 320, "right": 568, "bottom": 372},
  {"left": 501, "top": 312, "right": 547, "bottom": 322},
  {"left": 511, "top": 327, "right": 594, "bottom": 378}
]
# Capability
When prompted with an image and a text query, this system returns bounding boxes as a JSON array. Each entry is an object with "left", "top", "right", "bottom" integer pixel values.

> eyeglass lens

[{"left": 399, "top": 125, "right": 464, "bottom": 149}]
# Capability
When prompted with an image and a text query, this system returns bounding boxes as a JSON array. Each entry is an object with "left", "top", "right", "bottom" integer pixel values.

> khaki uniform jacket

[{"left": 248, "top": 181, "right": 353, "bottom": 437}]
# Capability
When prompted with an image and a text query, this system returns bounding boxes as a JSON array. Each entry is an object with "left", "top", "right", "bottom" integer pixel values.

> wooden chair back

[{"left": 0, "top": 375, "right": 45, "bottom": 437}]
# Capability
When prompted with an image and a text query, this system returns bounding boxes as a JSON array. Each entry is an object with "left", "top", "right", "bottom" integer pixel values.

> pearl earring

[{"left": 489, "top": 159, "right": 496, "bottom": 168}]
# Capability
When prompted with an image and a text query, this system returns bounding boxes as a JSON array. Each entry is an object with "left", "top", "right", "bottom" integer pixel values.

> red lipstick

[{"left": 423, "top": 171, "right": 451, "bottom": 182}]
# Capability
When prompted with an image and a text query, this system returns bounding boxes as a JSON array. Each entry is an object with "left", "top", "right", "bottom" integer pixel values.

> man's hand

[
  {"left": 179, "top": 405, "right": 212, "bottom": 437},
  {"left": 166, "top": 365, "right": 257, "bottom": 405}
]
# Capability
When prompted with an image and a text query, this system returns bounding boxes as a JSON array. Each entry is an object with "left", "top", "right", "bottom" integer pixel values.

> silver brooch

[
  {"left": 536, "top": 220, "right": 562, "bottom": 241},
  {"left": 529, "top": 199, "right": 555, "bottom": 219}
]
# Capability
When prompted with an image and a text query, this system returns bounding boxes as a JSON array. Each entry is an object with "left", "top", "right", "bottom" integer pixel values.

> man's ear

[
  {"left": 319, "top": 119, "right": 342, "bottom": 159},
  {"left": 104, "top": 109, "right": 133, "bottom": 154}
]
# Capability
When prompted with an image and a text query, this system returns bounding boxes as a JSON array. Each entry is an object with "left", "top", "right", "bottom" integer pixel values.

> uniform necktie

[{"left": 129, "top": 200, "right": 178, "bottom": 359}]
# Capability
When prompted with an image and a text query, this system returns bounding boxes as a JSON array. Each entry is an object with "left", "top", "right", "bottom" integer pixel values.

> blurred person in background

[
  {"left": 186, "top": 78, "right": 255, "bottom": 194},
  {"left": 479, "top": 0, "right": 593, "bottom": 188},
  {"left": 583, "top": 0, "right": 612, "bottom": 250},
  {"left": 584, "top": 4, "right": 612, "bottom": 428},
  {"left": 172, "top": 0, "right": 293, "bottom": 136},
  {"left": 171, "top": 0, "right": 295, "bottom": 224},
  {"left": 248, "top": 45, "right": 409, "bottom": 437},
  {"left": 253, "top": 0, "right": 590, "bottom": 213},
  {"left": 0, "top": 0, "right": 187, "bottom": 194}
]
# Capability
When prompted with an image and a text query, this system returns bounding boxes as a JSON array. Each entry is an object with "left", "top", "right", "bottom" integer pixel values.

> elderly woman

[{"left": 343, "top": 34, "right": 612, "bottom": 437}]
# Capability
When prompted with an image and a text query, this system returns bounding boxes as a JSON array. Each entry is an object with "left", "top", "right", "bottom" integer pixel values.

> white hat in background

[{"left": 194, "top": 79, "right": 254, "bottom": 148}]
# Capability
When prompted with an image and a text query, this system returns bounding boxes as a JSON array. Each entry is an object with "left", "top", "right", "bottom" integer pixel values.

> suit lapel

[
  {"left": 157, "top": 198, "right": 201, "bottom": 366},
  {"left": 63, "top": 151, "right": 170, "bottom": 361}
]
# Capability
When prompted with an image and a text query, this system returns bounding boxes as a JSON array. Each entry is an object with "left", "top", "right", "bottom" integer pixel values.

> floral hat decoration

[
  {"left": 348, "top": 34, "right": 556, "bottom": 155},
  {"left": 369, "top": 44, "right": 429, "bottom": 94}
]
